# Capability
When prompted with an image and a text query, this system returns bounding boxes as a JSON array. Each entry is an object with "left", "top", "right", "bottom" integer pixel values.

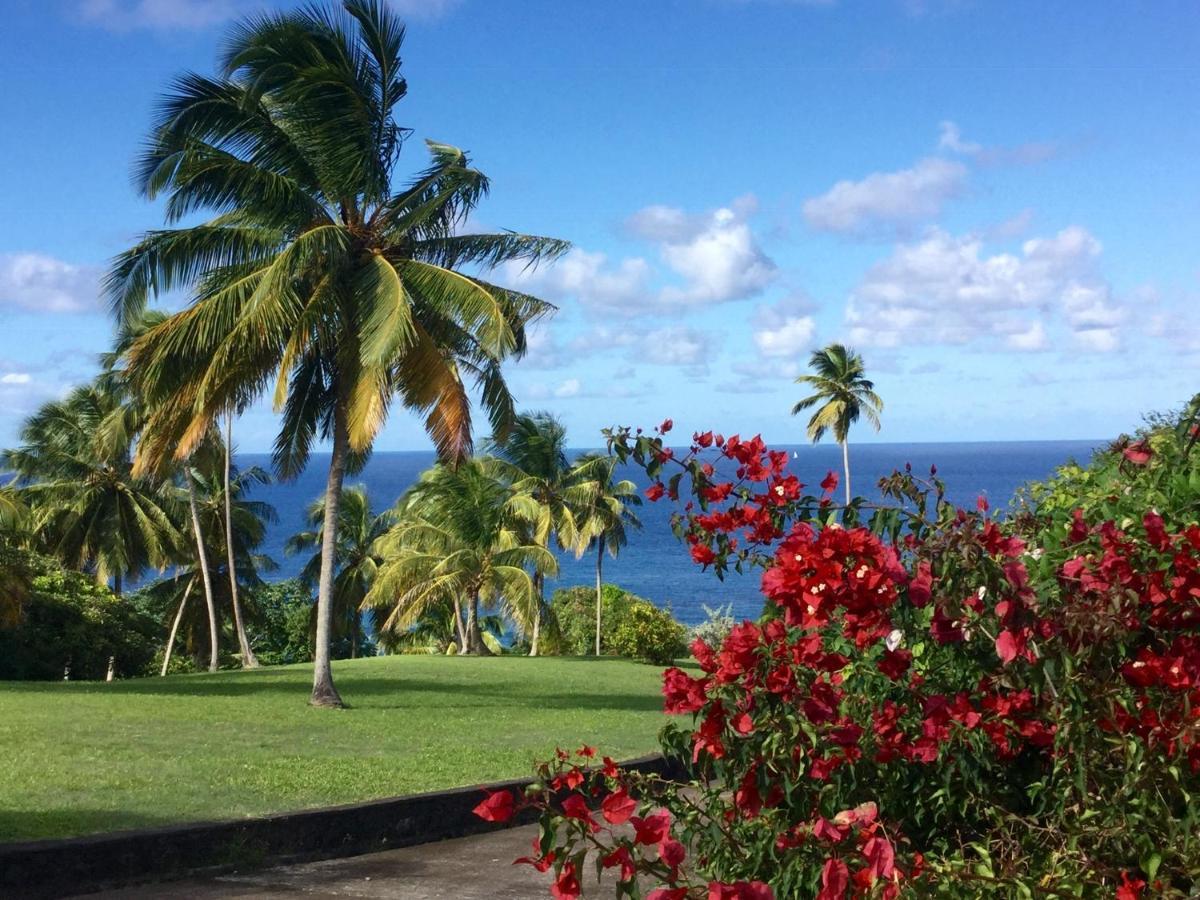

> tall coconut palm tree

[
  {"left": 106, "top": 0, "right": 568, "bottom": 706},
  {"left": 487, "top": 412, "right": 598, "bottom": 656},
  {"left": 285, "top": 484, "right": 392, "bottom": 659},
  {"left": 367, "top": 459, "right": 556, "bottom": 655},
  {"left": 222, "top": 414, "right": 259, "bottom": 667},
  {"left": 151, "top": 469, "right": 276, "bottom": 672},
  {"left": 1, "top": 382, "right": 183, "bottom": 594},
  {"left": 573, "top": 455, "right": 641, "bottom": 656},
  {"left": 791, "top": 343, "right": 883, "bottom": 505}
]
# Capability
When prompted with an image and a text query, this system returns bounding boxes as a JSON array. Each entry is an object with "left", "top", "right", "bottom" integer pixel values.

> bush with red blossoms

[{"left": 477, "top": 404, "right": 1200, "bottom": 897}]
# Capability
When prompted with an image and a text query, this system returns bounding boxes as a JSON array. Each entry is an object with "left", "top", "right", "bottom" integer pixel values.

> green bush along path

[{"left": 0, "top": 655, "right": 674, "bottom": 842}]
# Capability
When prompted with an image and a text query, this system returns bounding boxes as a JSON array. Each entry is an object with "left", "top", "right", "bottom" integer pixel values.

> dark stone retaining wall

[{"left": 0, "top": 753, "right": 685, "bottom": 899}]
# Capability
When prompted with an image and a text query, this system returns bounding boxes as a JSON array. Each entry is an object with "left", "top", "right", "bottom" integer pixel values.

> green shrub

[
  {"left": 546, "top": 583, "right": 685, "bottom": 662},
  {"left": 0, "top": 540, "right": 159, "bottom": 680},
  {"left": 248, "top": 579, "right": 316, "bottom": 666},
  {"left": 608, "top": 599, "right": 687, "bottom": 664}
]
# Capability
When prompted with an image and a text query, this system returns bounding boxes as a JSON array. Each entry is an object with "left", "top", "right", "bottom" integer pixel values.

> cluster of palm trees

[
  {"left": 0, "top": 362, "right": 277, "bottom": 675},
  {"left": 362, "top": 411, "right": 641, "bottom": 658},
  {"left": 5, "top": 0, "right": 581, "bottom": 705}
]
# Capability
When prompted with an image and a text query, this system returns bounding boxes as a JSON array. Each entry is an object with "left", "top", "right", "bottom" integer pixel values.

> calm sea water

[{"left": 240, "top": 440, "right": 1101, "bottom": 626}]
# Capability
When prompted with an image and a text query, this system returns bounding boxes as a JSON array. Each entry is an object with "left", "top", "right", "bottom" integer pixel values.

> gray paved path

[{"left": 75, "top": 825, "right": 563, "bottom": 899}]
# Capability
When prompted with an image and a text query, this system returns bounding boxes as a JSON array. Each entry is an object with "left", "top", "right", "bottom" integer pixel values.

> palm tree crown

[{"left": 791, "top": 343, "right": 883, "bottom": 503}]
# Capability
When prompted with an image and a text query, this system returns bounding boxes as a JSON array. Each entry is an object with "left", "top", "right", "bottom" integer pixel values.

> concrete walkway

[{"left": 76, "top": 824, "right": 560, "bottom": 899}]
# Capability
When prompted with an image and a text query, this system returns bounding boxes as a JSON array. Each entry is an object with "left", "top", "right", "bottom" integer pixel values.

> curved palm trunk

[
  {"left": 841, "top": 439, "right": 851, "bottom": 505},
  {"left": 595, "top": 539, "right": 604, "bottom": 657},
  {"left": 310, "top": 410, "right": 348, "bottom": 708},
  {"left": 529, "top": 571, "right": 543, "bottom": 657},
  {"left": 450, "top": 595, "right": 467, "bottom": 651},
  {"left": 161, "top": 579, "right": 195, "bottom": 676},
  {"left": 187, "top": 473, "right": 220, "bottom": 672},
  {"left": 225, "top": 414, "right": 258, "bottom": 669}
]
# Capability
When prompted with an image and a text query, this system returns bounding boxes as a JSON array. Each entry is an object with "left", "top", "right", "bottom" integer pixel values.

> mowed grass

[{"left": 0, "top": 655, "right": 675, "bottom": 842}]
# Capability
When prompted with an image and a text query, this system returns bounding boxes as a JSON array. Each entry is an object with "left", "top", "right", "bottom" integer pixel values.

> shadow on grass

[
  {"left": 6, "top": 657, "right": 696, "bottom": 712},
  {"left": 0, "top": 808, "right": 173, "bottom": 845}
]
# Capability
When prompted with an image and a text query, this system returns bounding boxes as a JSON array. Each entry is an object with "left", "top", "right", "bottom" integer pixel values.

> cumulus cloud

[
  {"left": 752, "top": 295, "right": 818, "bottom": 359},
  {"left": 845, "top": 226, "right": 1125, "bottom": 353},
  {"left": 508, "top": 196, "right": 776, "bottom": 316},
  {"left": 638, "top": 326, "right": 716, "bottom": 368},
  {"left": 0, "top": 253, "right": 100, "bottom": 314},
  {"left": 0, "top": 373, "right": 32, "bottom": 385},
  {"left": 803, "top": 157, "right": 968, "bottom": 235}
]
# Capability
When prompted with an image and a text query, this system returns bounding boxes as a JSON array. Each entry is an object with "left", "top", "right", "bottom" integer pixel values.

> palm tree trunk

[
  {"left": 842, "top": 439, "right": 851, "bottom": 505},
  {"left": 466, "top": 588, "right": 490, "bottom": 655},
  {"left": 113, "top": 573, "right": 122, "bottom": 596},
  {"left": 595, "top": 539, "right": 604, "bottom": 657},
  {"left": 451, "top": 596, "right": 467, "bottom": 651},
  {"left": 225, "top": 414, "right": 258, "bottom": 669},
  {"left": 529, "top": 571, "right": 543, "bottom": 657},
  {"left": 350, "top": 610, "right": 359, "bottom": 659},
  {"left": 161, "top": 579, "right": 194, "bottom": 677},
  {"left": 188, "top": 472, "right": 219, "bottom": 673},
  {"left": 310, "top": 408, "right": 348, "bottom": 708}
]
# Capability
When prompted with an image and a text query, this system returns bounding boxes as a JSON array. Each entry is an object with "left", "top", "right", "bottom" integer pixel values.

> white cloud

[
  {"left": 845, "top": 226, "right": 1125, "bottom": 353},
  {"left": 638, "top": 326, "right": 715, "bottom": 367},
  {"left": 1004, "top": 321, "right": 1049, "bottom": 352},
  {"left": 937, "top": 121, "right": 981, "bottom": 155},
  {"left": 508, "top": 196, "right": 776, "bottom": 316},
  {"left": 938, "top": 120, "right": 1061, "bottom": 167},
  {"left": 553, "top": 378, "right": 581, "bottom": 398},
  {"left": 0, "top": 373, "right": 32, "bottom": 385},
  {"left": 803, "top": 157, "right": 968, "bottom": 235},
  {"left": 752, "top": 295, "right": 818, "bottom": 359},
  {"left": 0, "top": 253, "right": 100, "bottom": 314}
]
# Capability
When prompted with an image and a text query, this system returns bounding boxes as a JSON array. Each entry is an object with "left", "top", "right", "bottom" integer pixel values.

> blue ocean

[{"left": 240, "top": 440, "right": 1102, "bottom": 627}]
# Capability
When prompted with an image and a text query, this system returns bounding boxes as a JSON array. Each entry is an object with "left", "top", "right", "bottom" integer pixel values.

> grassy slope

[{"left": 0, "top": 655, "right": 673, "bottom": 843}]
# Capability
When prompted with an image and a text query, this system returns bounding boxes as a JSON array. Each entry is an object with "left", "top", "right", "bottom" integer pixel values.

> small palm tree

[
  {"left": 487, "top": 412, "right": 595, "bottom": 655},
  {"left": 107, "top": 0, "right": 568, "bottom": 706},
  {"left": 285, "top": 485, "right": 393, "bottom": 659},
  {"left": 572, "top": 455, "right": 641, "bottom": 656},
  {"left": 367, "top": 459, "right": 556, "bottom": 654},
  {"left": 792, "top": 343, "right": 883, "bottom": 505}
]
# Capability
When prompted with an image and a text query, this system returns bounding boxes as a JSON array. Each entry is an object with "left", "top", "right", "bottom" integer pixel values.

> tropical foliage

[
  {"left": 105, "top": 0, "right": 568, "bottom": 705},
  {"left": 367, "top": 457, "right": 556, "bottom": 654},
  {"left": 286, "top": 484, "right": 391, "bottom": 658}
]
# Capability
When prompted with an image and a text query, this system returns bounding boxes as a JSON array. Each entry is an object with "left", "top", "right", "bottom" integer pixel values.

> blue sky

[{"left": 1, "top": 0, "right": 1197, "bottom": 452}]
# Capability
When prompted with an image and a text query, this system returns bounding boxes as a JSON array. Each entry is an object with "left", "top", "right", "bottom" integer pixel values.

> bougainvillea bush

[{"left": 476, "top": 404, "right": 1200, "bottom": 897}]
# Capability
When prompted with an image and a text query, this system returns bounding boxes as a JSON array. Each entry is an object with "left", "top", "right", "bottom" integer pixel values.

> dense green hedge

[{"left": 0, "top": 540, "right": 159, "bottom": 680}]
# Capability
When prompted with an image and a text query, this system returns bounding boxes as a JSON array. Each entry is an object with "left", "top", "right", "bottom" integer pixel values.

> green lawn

[{"left": 0, "top": 655, "right": 673, "bottom": 843}]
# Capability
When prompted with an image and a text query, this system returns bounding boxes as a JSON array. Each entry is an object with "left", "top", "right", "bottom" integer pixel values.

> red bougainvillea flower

[
  {"left": 820, "top": 470, "right": 839, "bottom": 495},
  {"left": 601, "top": 845, "right": 637, "bottom": 881},
  {"left": 1123, "top": 439, "right": 1153, "bottom": 465},
  {"left": 646, "top": 889, "right": 688, "bottom": 900},
  {"left": 645, "top": 482, "right": 665, "bottom": 501},
  {"left": 660, "top": 837, "right": 687, "bottom": 868},
  {"left": 472, "top": 789, "right": 515, "bottom": 822},
  {"left": 631, "top": 810, "right": 672, "bottom": 846},
  {"left": 1116, "top": 871, "right": 1146, "bottom": 900},
  {"left": 601, "top": 788, "right": 637, "bottom": 825},
  {"left": 551, "top": 861, "right": 581, "bottom": 900},
  {"left": 691, "top": 542, "right": 717, "bottom": 565},
  {"left": 817, "top": 857, "right": 850, "bottom": 900},
  {"left": 659, "top": 418, "right": 674, "bottom": 434},
  {"left": 560, "top": 793, "right": 599, "bottom": 831},
  {"left": 514, "top": 836, "right": 556, "bottom": 872}
]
